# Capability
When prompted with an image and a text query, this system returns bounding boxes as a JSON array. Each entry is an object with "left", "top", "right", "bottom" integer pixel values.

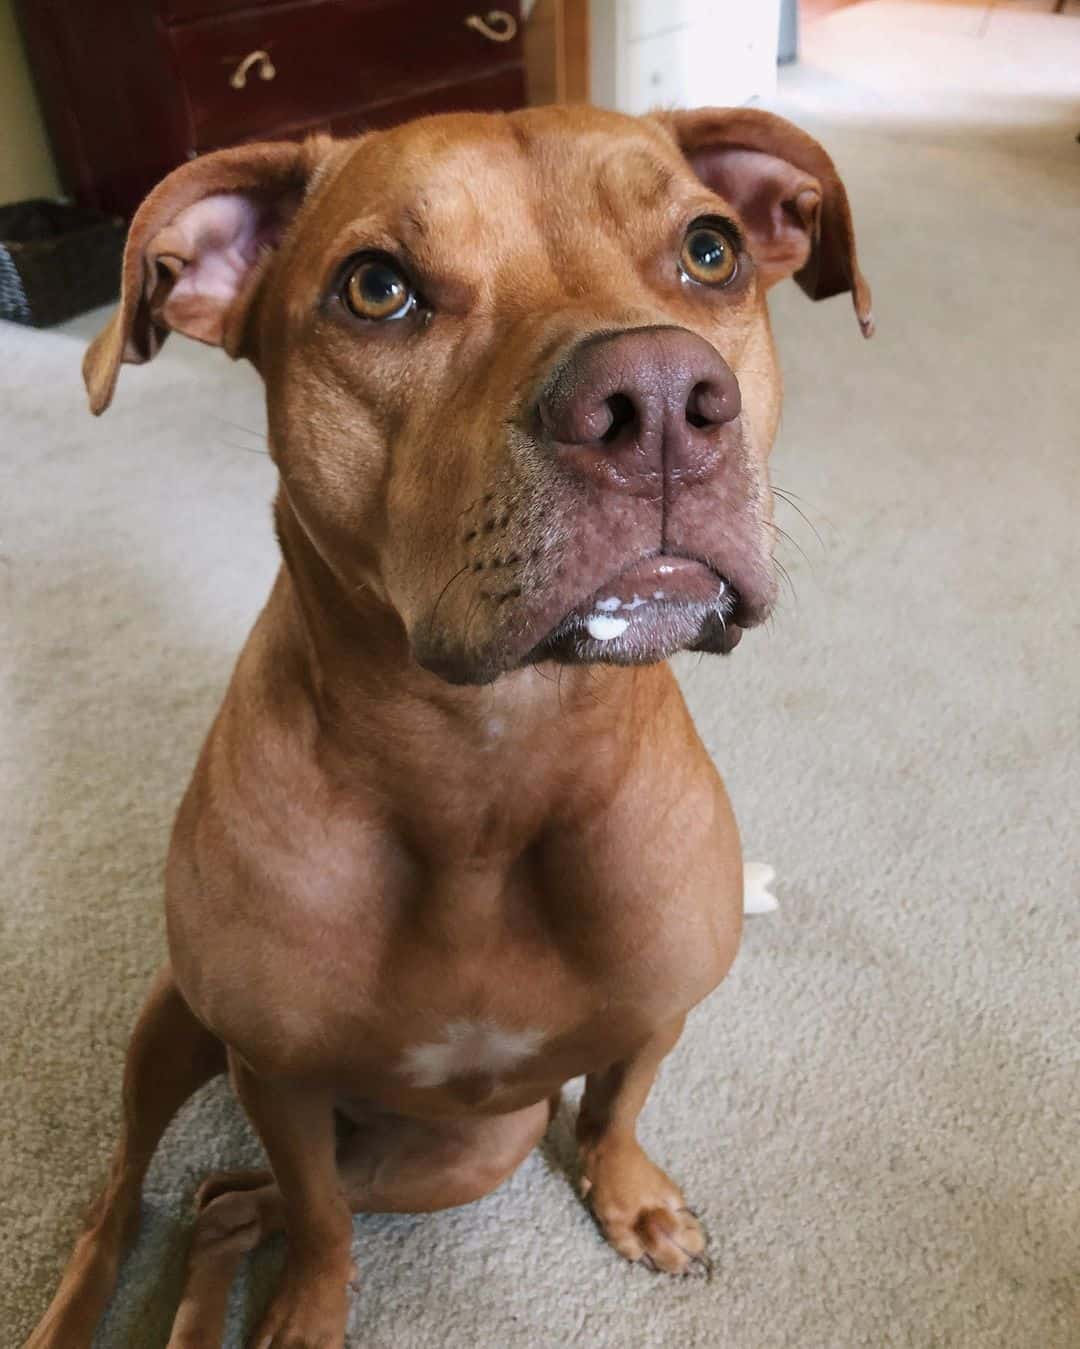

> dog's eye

[
  {"left": 680, "top": 222, "right": 738, "bottom": 288},
  {"left": 343, "top": 257, "right": 415, "bottom": 321}
]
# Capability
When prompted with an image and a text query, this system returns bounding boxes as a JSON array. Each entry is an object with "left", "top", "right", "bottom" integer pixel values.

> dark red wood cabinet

[{"left": 17, "top": 0, "right": 526, "bottom": 219}]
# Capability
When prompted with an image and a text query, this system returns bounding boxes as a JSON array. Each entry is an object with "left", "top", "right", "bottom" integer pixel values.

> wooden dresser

[{"left": 17, "top": 0, "right": 526, "bottom": 219}]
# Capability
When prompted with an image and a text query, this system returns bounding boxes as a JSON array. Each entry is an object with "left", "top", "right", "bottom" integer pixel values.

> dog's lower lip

[
  {"left": 524, "top": 555, "right": 738, "bottom": 666},
  {"left": 572, "top": 556, "right": 731, "bottom": 619}
]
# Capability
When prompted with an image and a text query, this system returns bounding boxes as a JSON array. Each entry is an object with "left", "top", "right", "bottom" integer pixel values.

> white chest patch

[{"left": 400, "top": 1020, "right": 545, "bottom": 1089}]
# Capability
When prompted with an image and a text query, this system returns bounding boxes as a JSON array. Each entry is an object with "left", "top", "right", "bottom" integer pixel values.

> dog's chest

[
  {"left": 245, "top": 855, "right": 728, "bottom": 1111},
  {"left": 397, "top": 1019, "right": 547, "bottom": 1091},
  {"left": 172, "top": 711, "right": 742, "bottom": 1107}
]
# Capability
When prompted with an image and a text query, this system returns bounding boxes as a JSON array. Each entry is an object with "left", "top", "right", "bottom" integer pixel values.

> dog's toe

[{"left": 632, "top": 1204, "right": 709, "bottom": 1275}]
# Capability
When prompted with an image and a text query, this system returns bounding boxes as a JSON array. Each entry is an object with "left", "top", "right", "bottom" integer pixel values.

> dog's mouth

[{"left": 525, "top": 555, "right": 744, "bottom": 667}]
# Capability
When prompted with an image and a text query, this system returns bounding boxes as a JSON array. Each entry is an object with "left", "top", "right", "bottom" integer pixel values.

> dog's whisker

[
  {"left": 461, "top": 591, "right": 486, "bottom": 654},
  {"left": 580, "top": 665, "right": 615, "bottom": 710},
  {"left": 772, "top": 556, "right": 798, "bottom": 607},
  {"left": 770, "top": 483, "right": 812, "bottom": 505},
  {"left": 765, "top": 519, "right": 813, "bottom": 570},
  {"left": 211, "top": 416, "right": 270, "bottom": 441},
  {"left": 219, "top": 440, "right": 271, "bottom": 458},
  {"left": 771, "top": 484, "right": 827, "bottom": 550},
  {"left": 429, "top": 564, "right": 471, "bottom": 632}
]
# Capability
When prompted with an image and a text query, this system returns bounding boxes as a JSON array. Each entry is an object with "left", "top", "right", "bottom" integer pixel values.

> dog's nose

[{"left": 537, "top": 326, "right": 741, "bottom": 491}]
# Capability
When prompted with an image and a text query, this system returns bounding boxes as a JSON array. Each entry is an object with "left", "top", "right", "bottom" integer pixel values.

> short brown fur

[{"left": 27, "top": 104, "right": 869, "bottom": 1348}]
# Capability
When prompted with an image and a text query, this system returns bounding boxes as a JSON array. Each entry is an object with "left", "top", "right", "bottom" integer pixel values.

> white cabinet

[{"left": 590, "top": 0, "right": 781, "bottom": 113}]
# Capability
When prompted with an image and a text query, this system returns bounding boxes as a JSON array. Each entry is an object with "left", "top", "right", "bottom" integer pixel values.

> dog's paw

[
  {"left": 743, "top": 860, "right": 778, "bottom": 914},
  {"left": 618, "top": 1203, "right": 710, "bottom": 1276},
  {"left": 580, "top": 1144, "right": 710, "bottom": 1276},
  {"left": 249, "top": 1262, "right": 352, "bottom": 1349}
]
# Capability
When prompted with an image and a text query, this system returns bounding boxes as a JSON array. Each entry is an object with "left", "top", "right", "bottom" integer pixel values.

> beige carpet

[{"left": 3, "top": 5, "right": 1079, "bottom": 1345}]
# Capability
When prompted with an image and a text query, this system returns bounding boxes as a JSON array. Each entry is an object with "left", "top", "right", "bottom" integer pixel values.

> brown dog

[{"left": 26, "top": 104, "right": 870, "bottom": 1349}]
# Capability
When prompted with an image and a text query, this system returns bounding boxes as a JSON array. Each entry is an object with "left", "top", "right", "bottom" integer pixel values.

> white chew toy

[{"left": 743, "top": 861, "right": 778, "bottom": 914}]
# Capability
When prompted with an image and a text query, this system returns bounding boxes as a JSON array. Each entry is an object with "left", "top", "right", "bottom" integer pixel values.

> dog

[{"left": 25, "top": 103, "right": 870, "bottom": 1349}]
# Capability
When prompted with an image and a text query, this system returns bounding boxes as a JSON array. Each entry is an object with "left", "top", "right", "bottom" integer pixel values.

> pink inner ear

[
  {"left": 690, "top": 147, "right": 821, "bottom": 287},
  {"left": 151, "top": 192, "right": 288, "bottom": 346}
]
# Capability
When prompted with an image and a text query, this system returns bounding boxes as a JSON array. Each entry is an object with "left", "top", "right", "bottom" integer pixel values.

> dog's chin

[
  {"left": 525, "top": 600, "right": 742, "bottom": 668},
  {"left": 414, "top": 609, "right": 740, "bottom": 685},
  {"left": 415, "top": 605, "right": 740, "bottom": 686},
  {"left": 524, "top": 554, "right": 746, "bottom": 670},
  {"left": 413, "top": 556, "right": 765, "bottom": 686}
]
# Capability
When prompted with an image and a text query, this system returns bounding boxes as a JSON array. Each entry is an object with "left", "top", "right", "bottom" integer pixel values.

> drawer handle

[
  {"left": 229, "top": 50, "right": 277, "bottom": 90},
  {"left": 465, "top": 10, "right": 518, "bottom": 43}
]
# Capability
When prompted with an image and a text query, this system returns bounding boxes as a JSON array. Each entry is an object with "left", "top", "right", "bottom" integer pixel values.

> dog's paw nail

[
  {"left": 688, "top": 1252, "right": 713, "bottom": 1280},
  {"left": 743, "top": 860, "right": 778, "bottom": 914}
]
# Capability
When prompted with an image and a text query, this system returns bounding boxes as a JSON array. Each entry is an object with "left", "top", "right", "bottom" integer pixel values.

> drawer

[
  {"left": 325, "top": 66, "right": 527, "bottom": 136},
  {"left": 168, "top": 0, "right": 524, "bottom": 151},
  {"left": 162, "top": 0, "right": 281, "bottom": 22},
  {"left": 224, "top": 66, "right": 526, "bottom": 148}
]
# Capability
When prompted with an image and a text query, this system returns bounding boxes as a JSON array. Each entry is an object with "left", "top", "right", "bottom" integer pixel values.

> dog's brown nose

[{"left": 537, "top": 326, "right": 741, "bottom": 491}]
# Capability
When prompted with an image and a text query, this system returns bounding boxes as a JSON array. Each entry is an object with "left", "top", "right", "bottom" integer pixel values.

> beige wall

[{"left": 0, "top": 0, "right": 60, "bottom": 204}]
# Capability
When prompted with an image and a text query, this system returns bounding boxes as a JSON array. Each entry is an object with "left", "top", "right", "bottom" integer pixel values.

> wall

[
  {"left": 0, "top": 0, "right": 60, "bottom": 204},
  {"left": 590, "top": 0, "right": 779, "bottom": 114}
]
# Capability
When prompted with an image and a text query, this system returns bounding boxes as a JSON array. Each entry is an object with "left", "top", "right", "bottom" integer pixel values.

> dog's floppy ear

[
  {"left": 655, "top": 107, "right": 873, "bottom": 337},
  {"left": 84, "top": 137, "right": 332, "bottom": 414}
]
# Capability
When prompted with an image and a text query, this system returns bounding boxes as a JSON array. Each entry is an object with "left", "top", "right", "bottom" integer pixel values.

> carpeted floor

[{"left": 3, "top": 4, "right": 1078, "bottom": 1346}]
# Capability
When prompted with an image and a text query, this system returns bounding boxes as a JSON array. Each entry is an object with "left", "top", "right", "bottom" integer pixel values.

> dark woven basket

[{"left": 0, "top": 199, "right": 126, "bottom": 328}]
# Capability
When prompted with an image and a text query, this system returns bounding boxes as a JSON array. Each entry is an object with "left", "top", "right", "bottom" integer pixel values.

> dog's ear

[
  {"left": 654, "top": 107, "right": 873, "bottom": 337},
  {"left": 84, "top": 137, "right": 333, "bottom": 414}
]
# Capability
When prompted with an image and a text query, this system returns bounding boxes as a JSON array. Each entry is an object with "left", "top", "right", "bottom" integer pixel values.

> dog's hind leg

[
  {"left": 24, "top": 963, "right": 226, "bottom": 1349},
  {"left": 166, "top": 1171, "right": 283, "bottom": 1349},
  {"left": 165, "top": 1098, "right": 557, "bottom": 1346}
]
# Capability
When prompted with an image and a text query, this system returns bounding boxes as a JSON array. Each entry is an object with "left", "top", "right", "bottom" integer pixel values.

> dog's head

[{"left": 86, "top": 106, "right": 871, "bottom": 684}]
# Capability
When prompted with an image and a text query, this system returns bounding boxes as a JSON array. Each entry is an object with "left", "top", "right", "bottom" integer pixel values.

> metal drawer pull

[
  {"left": 464, "top": 10, "right": 518, "bottom": 43},
  {"left": 229, "top": 50, "right": 277, "bottom": 90}
]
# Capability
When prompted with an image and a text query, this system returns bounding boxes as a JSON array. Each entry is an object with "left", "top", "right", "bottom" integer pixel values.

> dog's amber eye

[
  {"left": 343, "top": 258, "right": 414, "bottom": 321},
  {"left": 680, "top": 223, "right": 738, "bottom": 287}
]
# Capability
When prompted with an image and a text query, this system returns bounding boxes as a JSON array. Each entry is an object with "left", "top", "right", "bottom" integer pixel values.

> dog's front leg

[
  {"left": 576, "top": 1017, "right": 708, "bottom": 1276},
  {"left": 231, "top": 1057, "right": 354, "bottom": 1349}
]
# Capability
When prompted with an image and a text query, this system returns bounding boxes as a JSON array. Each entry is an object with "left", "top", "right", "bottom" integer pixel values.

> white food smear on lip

[
  {"left": 586, "top": 614, "right": 630, "bottom": 641},
  {"left": 581, "top": 572, "right": 730, "bottom": 644},
  {"left": 593, "top": 592, "right": 651, "bottom": 616}
]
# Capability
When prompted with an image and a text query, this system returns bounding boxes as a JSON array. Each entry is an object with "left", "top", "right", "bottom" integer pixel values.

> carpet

[{"left": 3, "top": 4, "right": 1078, "bottom": 1345}]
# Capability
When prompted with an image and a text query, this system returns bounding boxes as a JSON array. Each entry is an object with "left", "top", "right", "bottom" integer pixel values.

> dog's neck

[{"left": 270, "top": 493, "right": 638, "bottom": 749}]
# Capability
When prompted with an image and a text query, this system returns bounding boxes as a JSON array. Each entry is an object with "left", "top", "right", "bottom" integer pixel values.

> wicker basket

[{"left": 0, "top": 199, "right": 126, "bottom": 328}]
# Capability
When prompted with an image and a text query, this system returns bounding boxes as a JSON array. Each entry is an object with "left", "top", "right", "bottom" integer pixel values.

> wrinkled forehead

[{"left": 305, "top": 112, "right": 709, "bottom": 282}]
